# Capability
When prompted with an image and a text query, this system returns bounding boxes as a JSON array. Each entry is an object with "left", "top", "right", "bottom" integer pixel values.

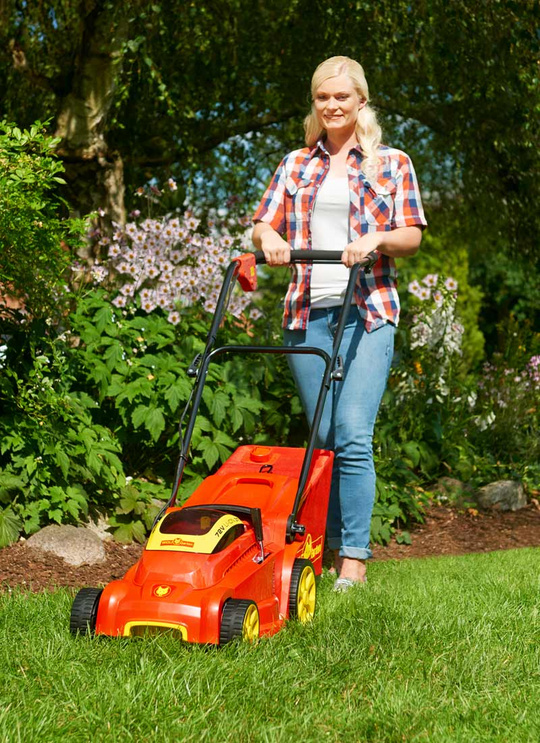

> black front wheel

[
  {"left": 70, "top": 588, "right": 103, "bottom": 636},
  {"left": 219, "top": 599, "right": 260, "bottom": 645}
]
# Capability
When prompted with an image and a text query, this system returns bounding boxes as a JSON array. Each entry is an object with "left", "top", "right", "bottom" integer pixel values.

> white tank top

[{"left": 310, "top": 176, "right": 352, "bottom": 308}]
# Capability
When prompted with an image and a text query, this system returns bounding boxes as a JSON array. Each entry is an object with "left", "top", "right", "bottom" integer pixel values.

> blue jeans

[{"left": 284, "top": 308, "right": 395, "bottom": 560}]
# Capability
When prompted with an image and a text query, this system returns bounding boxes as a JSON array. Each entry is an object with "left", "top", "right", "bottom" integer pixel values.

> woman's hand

[
  {"left": 341, "top": 233, "right": 383, "bottom": 267},
  {"left": 253, "top": 222, "right": 291, "bottom": 266},
  {"left": 342, "top": 226, "right": 423, "bottom": 266}
]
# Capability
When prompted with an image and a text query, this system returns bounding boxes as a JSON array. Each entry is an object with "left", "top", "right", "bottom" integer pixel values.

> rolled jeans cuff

[{"left": 327, "top": 538, "right": 373, "bottom": 560}]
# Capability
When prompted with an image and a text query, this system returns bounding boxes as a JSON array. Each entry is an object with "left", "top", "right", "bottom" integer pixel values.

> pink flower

[
  {"left": 141, "top": 298, "right": 156, "bottom": 313},
  {"left": 445, "top": 277, "right": 458, "bottom": 291},
  {"left": 112, "top": 295, "right": 127, "bottom": 308},
  {"left": 120, "top": 283, "right": 135, "bottom": 296},
  {"left": 168, "top": 310, "right": 181, "bottom": 325},
  {"left": 422, "top": 274, "right": 438, "bottom": 287}
]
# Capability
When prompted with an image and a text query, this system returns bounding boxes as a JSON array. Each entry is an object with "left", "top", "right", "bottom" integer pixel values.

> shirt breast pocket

[
  {"left": 286, "top": 175, "right": 314, "bottom": 229},
  {"left": 285, "top": 175, "right": 313, "bottom": 196},
  {"left": 365, "top": 179, "right": 396, "bottom": 225}
]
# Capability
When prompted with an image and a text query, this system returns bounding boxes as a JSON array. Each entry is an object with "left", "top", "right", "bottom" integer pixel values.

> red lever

[{"left": 233, "top": 253, "right": 258, "bottom": 292}]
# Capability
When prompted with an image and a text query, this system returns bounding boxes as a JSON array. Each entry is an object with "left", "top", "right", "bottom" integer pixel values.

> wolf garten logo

[
  {"left": 160, "top": 537, "right": 195, "bottom": 548},
  {"left": 299, "top": 534, "right": 323, "bottom": 561},
  {"left": 153, "top": 585, "right": 172, "bottom": 598}
]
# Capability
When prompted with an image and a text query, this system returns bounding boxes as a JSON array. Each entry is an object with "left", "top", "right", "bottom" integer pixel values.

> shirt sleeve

[
  {"left": 392, "top": 154, "right": 428, "bottom": 229},
  {"left": 252, "top": 157, "right": 287, "bottom": 236}
]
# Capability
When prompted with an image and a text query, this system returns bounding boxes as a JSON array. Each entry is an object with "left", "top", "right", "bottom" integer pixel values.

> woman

[{"left": 252, "top": 56, "right": 427, "bottom": 590}]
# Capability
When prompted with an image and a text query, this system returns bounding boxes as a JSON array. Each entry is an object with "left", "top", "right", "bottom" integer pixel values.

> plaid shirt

[{"left": 253, "top": 141, "right": 427, "bottom": 331}]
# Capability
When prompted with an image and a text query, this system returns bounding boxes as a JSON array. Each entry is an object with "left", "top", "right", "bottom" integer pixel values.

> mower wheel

[
  {"left": 289, "top": 559, "right": 316, "bottom": 623},
  {"left": 70, "top": 587, "right": 103, "bottom": 636},
  {"left": 219, "top": 599, "right": 260, "bottom": 645}
]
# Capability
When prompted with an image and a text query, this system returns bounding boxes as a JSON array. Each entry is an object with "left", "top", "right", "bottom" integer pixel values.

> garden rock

[
  {"left": 26, "top": 525, "right": 106, "bottom": 566},
  {"left": 477, "top": 481, "right": 527, "bottom": 512}
]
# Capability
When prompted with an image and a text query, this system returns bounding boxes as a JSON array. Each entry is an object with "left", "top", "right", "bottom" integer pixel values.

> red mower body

[{"left": 94, "top": 445, "right": 333, "bottom": 644}]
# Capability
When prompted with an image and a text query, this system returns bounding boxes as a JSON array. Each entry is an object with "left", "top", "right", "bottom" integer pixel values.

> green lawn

[{"left": 1, "top": 549, "right": 539, "bottom": 743}]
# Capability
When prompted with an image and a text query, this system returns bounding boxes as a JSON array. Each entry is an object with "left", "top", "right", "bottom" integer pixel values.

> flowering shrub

[
  {"left": 88, "top": 181, "right": 260, "bottom": 322},
  {"left": 393, "top": 273, "right": 464, "bottom": 407},
  {"left": 471, "top": 352, "right": 539, "bottom": 464}
]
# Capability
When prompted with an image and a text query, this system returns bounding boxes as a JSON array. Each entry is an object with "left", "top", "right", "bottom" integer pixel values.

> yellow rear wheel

[{"left": 289, "top": 559, "right": 316, "bottom": 623}]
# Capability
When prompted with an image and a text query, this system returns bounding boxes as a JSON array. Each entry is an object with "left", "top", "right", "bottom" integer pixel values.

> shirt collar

[{"left": 314, "top": 139, "right": 364, "bottom": 157}]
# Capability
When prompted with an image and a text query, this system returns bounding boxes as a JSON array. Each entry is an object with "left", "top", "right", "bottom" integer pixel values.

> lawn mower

[{"left": 70, "top": 249, "right": 376, "bottom": 645}]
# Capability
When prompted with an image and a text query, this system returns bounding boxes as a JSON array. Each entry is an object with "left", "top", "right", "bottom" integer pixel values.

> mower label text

[
  {"left": 160, "top": 537, "right": 195, "bottom": 548},
  {"left": 299, "top": 534, "right": 323, "bottom": 562}
]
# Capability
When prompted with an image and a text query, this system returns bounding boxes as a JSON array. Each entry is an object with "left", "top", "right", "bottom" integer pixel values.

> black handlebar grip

[{"left": 252, "top": 250, "right": 378, "bottom": 271}]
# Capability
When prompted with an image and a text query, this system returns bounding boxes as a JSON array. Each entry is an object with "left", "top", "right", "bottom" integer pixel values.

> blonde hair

[{"left": 304, "top": 56, "right": 382, "bottom": 182}]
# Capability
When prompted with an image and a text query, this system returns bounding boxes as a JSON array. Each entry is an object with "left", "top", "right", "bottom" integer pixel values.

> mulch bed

[{"left": 1, "top": 504, "right": 539, "bottom": 593}]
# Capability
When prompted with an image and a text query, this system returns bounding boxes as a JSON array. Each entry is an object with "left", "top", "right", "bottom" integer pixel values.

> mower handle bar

[
  {"left": 165, "top": 250, "right": 373, "bottom": 541},
  {"left": 252, "top": 249, "right": 378, "bottom": 269}
]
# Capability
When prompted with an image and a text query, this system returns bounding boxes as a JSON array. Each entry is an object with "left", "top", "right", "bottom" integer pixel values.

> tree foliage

[{"left": 0, "top": 0, "right": 537, "bottom": 335}]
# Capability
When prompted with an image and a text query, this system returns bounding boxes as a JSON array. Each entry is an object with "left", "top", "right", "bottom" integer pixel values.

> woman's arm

[
  {"left": 252, "top": 222, "right": 292, "bottom": 266},
  {"left": 341, "top": 226, "right": 422, "bottom": 267}
]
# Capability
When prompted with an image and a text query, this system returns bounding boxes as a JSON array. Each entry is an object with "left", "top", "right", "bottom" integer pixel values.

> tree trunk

[{"left": 54, "top": 4, "right": 129, "bottom": 227}]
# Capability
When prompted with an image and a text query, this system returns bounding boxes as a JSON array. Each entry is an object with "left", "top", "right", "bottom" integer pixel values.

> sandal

[{"left": 333, "top": 576, "right": 367, "bottom": 593}]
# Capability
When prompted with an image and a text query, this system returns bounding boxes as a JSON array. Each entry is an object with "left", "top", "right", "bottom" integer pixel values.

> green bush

[
  {"left": 0, "top": 321, "right": 127, "bottom": 546},
  {"left": 0, "top": 121, "right": 84, "bottom": 317}
]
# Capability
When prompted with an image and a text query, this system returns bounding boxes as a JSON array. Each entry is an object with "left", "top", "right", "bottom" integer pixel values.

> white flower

[
  {"left": 408, "top": 279, "right": 422, "bottom": 297},
  {"left": 444, "top": 277, "right": 458, "bottom": 291},
  {"left": 141, "top": 298, "right": 157, "bottom": 313},
  {"left": 167, "top": 178, "right": 178, "bottom": 192},
  {"left": 91, "top": 265, "right": 108, "bottom": 283},
  {"left": 112, "top": 295, "right": 127, "bottom": 308},
  {"left": 418, "top": 287, "right": 431, "bottom": 301},
  {"left": 410, "top": 321, "right": 432, "bottom": 349},
  {"left": 422, "top": 274, "right": 438, "bottom": 287},
  {"left": 168, "top": 310, "right": 181, "bottom": 325},
  {"left": 120, "top": 283, "right": 135, "bottom": 297},
  {"left": 475, "top": 411, "right": 496, "bottom": 431}
]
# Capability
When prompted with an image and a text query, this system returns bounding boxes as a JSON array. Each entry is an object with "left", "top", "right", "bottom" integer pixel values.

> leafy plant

[
  {"left": 0, "top": 321, "right": 126, "bottom": 542},
  {"left": 107, "top": 480, "right": 167, "bottom": 544},
  {"left": 0, "top": 120, "right": 85, "bottom": 317}
]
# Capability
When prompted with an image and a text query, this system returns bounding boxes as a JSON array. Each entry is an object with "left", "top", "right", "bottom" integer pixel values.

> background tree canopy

[{"left": 0, "top": 0, "right": 538, "bottom": 347}]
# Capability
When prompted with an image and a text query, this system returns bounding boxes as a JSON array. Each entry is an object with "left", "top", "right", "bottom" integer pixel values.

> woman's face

[{"left": 313, "top": 73, "right": 364, "bottom": 138}]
